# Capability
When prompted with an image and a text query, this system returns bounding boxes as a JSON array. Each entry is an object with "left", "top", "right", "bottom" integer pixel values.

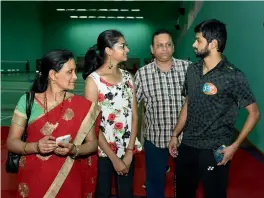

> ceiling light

[
  {"left": 120, "top": 9, "right": 129, "bottom": 12},
  {"left": 136, "top": 16, "right": 144, "bottom": 19},
  {"left": 98, "top": 9, "right": 108, "bottom": 11},
  {"left": 107, "top": 16, "right": 116, "bottom": 18},
  {"left": 66, "top": 9, "right": 75, "bottom": 11},
  {"left": 117, "top": 16, "right": 125, "bottom": 19},
  {"left": 98, "top": 16, "right": 106, "bottom": 18},
  {"left": 131, "top": 9, "right": 140, "bottom": 12},
  {"left": 79, "top": 16, "right": 87, "bottom": 18},
  {"left": 70, "top": 16, "right": 78, "bottom": 18},
  {"left": 109, "top": 9, "right": 119, "bottom": 11},
  {"left": 88, "top": 16, "right": 96, "bottom": 18},
  {"left": 56, "top": 9, "right": 65, "bottom": 11},
  {"left": 77, "top": 9, "right": 86, "bottom": 11},
  {"left": 126, "top": 16, "right": 134, "bottom": 19},
  {"left": 88, "top": 9, "right": 97, "bottom": 11}
]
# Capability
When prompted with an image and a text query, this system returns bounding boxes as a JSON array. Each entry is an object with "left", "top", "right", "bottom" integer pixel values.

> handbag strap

[
  {"left": 26, "top": 91, "right": 35, "bottom": 120},
  {"left": 23, "top": 91, "right": 35, "bottom": 140}
]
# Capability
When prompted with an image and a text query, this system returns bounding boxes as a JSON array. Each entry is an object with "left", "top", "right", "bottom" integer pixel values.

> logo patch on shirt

[{"left": 203, "top": 82, "right": 217, "bottom": 95}]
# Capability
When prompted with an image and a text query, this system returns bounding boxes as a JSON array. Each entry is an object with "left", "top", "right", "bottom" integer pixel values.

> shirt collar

[
  {"left": 197, "top": 54, "right": 230, "bottom": 72},
  {"left": 152, "top": 57, "right": 176, "bottom": 73}
]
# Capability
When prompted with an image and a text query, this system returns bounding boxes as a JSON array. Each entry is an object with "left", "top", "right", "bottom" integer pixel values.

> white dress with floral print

[{"left": 90, "top": 69, "right": 142, "bottom": 158}]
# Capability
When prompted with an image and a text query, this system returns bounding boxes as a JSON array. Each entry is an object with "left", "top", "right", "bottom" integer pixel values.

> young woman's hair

[
  {"left": 82, "top": 30, "right": 124, "bottom": 80},
  {"left": 31, "top": 49, "right": 74, "bottom": 93}
]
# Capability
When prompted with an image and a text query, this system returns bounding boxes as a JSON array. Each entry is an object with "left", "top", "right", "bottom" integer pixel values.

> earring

[{"left": 108, "top": 56, "right": 113, "bottom": 69}]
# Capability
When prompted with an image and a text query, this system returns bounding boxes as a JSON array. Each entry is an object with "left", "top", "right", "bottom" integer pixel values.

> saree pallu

[{"left": 16, "top": 95, "right": 100, "bottom": 198}]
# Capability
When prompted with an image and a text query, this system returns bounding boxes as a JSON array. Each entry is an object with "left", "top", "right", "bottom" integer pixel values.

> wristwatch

[{"left": 70, "top": 144, "right": 80, "bottom": 159}]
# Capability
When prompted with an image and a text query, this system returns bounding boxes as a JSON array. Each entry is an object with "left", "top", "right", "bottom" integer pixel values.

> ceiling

[{"left": 42, "top": 1, "right": 182, "bottom": 22}]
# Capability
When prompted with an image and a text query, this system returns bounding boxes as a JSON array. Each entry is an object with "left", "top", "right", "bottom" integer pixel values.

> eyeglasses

[
  {"left": 156, "top": 43, "right": 173, "bottom": 49},
  {"left": 114, "top": 43, "right": 128, "bottom": 50}
]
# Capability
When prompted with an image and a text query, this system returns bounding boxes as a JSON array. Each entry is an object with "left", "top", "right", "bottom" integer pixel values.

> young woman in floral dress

[{"left": 83, "top": 30, "right": 142, "bottom": 198}]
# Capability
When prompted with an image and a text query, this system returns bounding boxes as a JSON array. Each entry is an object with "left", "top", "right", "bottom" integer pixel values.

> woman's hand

[
  {"left": 38, "top": 136, "right": 57, "bottom": 154},
  {"left": 122, "top": 150, "right": 133, "bottom": 170},
  {"left": 112, "top": 157, "right": 128, "bottom": 175},
  {"left": 54, "top": 142, "right": 75, "bottom": 156}
]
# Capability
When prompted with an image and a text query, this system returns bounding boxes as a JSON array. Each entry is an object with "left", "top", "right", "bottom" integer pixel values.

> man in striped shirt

[{"left": 134, "top": 30, "right": 191, "bottom": 198}]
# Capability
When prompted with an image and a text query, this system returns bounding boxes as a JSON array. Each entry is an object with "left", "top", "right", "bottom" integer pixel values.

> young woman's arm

[{"left": 122, "top": 79, "right": 138, "bottom": 168}]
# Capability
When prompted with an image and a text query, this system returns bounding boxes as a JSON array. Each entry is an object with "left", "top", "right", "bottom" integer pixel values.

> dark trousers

[
  {"left": 144, "top": 139, "right": 169, "bottom": 198},
  {"left": 95, "top": 157, "right": 135, "bottom": 198},
  {"left": 175, "top": 144, "right": 230, "bottom": 198}
]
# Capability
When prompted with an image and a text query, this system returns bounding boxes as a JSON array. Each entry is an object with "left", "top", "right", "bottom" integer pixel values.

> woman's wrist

[
  {"left": 35, "top": 142, "right": 41, "bottom": 153},
  {"left": 126, "top": 147, "right": 134, "bottom": 154},
  {"left": 23, "top": 142, "right": 28, "bottom": 154},
  {"left": 70, "top": 144, "right": 80, "bottom": 159},
  {"left": 23, "top": 142, "right": 40, "bottom": 154},
  {"left": 69, "top": 143, "right": 77, "bottom": 155}
]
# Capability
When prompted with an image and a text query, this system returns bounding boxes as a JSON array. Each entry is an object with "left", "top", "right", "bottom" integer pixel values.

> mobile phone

[
  {"left": 213, "top": 145, "right": 226, "bottom": 163},
  {"left": 56, "top": 134, "right": 71, "bottom": 145}
]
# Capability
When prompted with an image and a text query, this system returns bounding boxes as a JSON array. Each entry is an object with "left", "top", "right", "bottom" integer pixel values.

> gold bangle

[
  {"left": 70, "top": 144, "right": 80, "bottom": 159},
  {"left": 36, "top": 142, "right": 41, "bottom": 153},
  {"left": 23, "top": 142, "right": 28, "bottom": 154},
  {"left": 70, "top": 144, "right": 76, "bottom": 154}
]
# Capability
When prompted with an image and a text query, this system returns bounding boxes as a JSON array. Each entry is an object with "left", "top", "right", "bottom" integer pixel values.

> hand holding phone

[
  {"left": 56, "top": 134, "right": 71, "bottom": 145},
  {"left": 213, "top": 145, "right": 226, "bottom": 163}
]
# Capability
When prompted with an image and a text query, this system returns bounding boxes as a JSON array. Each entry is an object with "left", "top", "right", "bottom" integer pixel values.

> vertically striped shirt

[{"left": 134, "top": 58, "right": 190, "bottom": 148}]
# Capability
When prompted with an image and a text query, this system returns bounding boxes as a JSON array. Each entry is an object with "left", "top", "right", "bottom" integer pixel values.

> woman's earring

[{"left": 108, "top": 56, "right": 113, "bottom": 69}]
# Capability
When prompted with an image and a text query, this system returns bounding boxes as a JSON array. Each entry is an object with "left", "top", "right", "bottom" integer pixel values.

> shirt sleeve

[
  {"left": 12, "top": 94, "right": 27, "bottom": 127},
  {"left": 232, "top": 71, "right": 256, "bottom": 108},
  {"left": 134, "top": 70, "right": 144, "bottom": 102}
]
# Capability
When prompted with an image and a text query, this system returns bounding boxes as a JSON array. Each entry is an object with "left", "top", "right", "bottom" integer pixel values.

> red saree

[{"left": 16, "top": 94, "right": 100, "bottom": 198}]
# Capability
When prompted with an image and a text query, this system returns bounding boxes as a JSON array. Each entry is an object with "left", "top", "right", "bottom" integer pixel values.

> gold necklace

[{"left": 43, "top": 92, "right": 66, "bottom": 132}]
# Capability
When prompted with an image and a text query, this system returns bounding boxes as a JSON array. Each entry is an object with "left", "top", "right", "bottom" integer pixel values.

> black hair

[
  {"left": 82, "top": 30, "right": 124, "bottom": 80},
  {"left": 31, "top": 49, "right": 74, "bottom": 93},
  {"left": 151, "top": 29, "right": 172, "bottom": 45},
  {"left": 194, "top": 19, "right": 227, "bottom": 52}
]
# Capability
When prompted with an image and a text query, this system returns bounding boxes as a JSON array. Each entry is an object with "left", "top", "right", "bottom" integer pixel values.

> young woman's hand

[
  {"left": 112, "top": 157, "right": 128, "bottom": 175},
  {"left": 122, "top": 150, "right": 133, "bottom": 170}
]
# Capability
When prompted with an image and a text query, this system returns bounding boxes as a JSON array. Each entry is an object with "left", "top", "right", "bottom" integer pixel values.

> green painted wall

[
  {"left": 1, "top": 1, "right": 179, "bottom": 69},
  {"left": 1, "top": 1, "right": 43, "bottom": 71},
  {"left": 43, "top": 19, "right": 177, "bottom": 67},
  {"left": 175, "top": 1, "right": 264, "bottom": 152}
]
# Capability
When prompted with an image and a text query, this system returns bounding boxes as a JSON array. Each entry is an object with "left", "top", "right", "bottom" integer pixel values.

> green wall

[
  {"left": 1, "top": 1, "right": 43, "bottom": 71},
  {"left": 1, "top": 1, "right": 179, "bottom": 69},
  {"left": 43, "top": 19, "right": 177, "bottom": 67},
  {"left": 175, "top": 1, "right": 264, "bottom": 153}
]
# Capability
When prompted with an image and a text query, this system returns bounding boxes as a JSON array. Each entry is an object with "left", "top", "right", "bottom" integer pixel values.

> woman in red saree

[{"left": 7, "top": 50, "right": 100, "bottom": 198}]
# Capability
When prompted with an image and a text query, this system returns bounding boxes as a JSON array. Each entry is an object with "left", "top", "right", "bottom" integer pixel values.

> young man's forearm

[
  {"left": 232, "top": 104, "right": 260, "bottom": 148},
  {"left": 172, "top": 97, "right": 188, "bottom": 137}
]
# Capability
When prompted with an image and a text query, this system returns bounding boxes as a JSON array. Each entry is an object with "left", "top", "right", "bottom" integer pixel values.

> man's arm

[
  {"left": 172, "top": 97, "right": 188, "bottom": 137},
  {"left": 168, "top": 97, "right": 188, "bottom": 157},
  {"left": 233, "top": 103, "right": 260, "bottom": 147},
  {"left": 218, "top": 103, "right": 260, "bottom": 165},
  {"left": 219, "top": 71, "right": 260, "bottom": 165}
]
